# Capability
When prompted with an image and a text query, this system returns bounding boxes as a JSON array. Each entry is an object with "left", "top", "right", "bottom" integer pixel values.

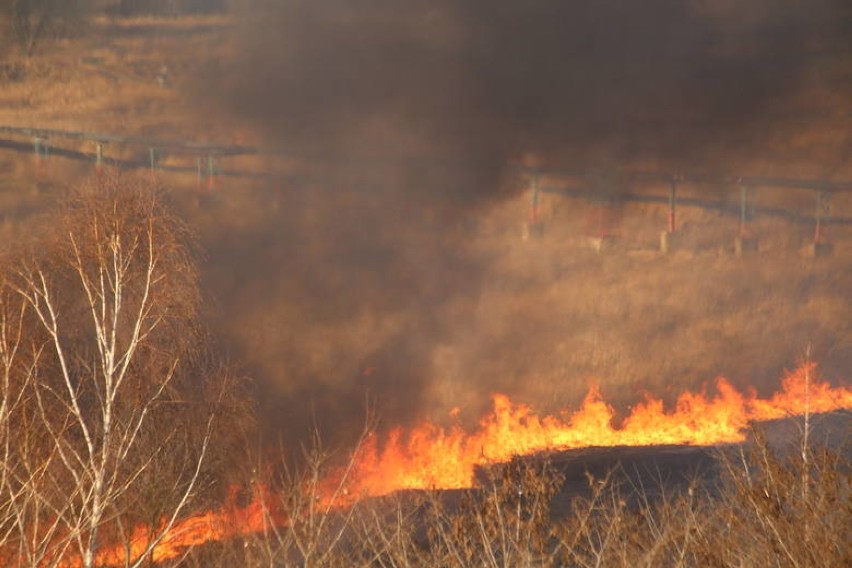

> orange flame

[
  {"left": 341, "top": 363, "right": 850, "bottom": 498},
  {"left": 49, "top": 486, "right": 281, "bottom": 567},
  {"left": 42, "top": 363, "right": 852, "bottom": 565}
]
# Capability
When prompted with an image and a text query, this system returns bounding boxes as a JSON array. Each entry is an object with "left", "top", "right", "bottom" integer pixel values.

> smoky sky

[
  {"left": 225, "top": 0, "right": 852, "bottom": 188},
  {"left": 203, "top": 1, "right": 852, "bottom": 446}
]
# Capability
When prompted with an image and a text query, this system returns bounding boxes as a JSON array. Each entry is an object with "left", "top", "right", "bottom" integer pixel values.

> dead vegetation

[
  {"left": 0, "top": 9, "right": 850, "bottom": 565},
  {"left": 181, "top": 417, "right": 850, "bottom": 567},
  {"left": 0, "top": 172, "right": 251, "bottom": 567}
]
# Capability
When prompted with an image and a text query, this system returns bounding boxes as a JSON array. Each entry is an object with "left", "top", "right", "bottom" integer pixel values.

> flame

[
  {"left": 342, "top": 363, "right": 850, "bottom": 497},
  {"left": 47, "top": 486, "right": 282, "bottom": 567},
  {"left": 114, "top": 487, "right": 275, "bottom": 565},
  {"left": 29, "top": 363, "right": 852, "bottom": 565}
]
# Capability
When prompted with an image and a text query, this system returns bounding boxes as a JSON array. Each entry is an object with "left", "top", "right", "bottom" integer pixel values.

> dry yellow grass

[{"left": 0, "top": 15, "right": 850, "bottom": 442}]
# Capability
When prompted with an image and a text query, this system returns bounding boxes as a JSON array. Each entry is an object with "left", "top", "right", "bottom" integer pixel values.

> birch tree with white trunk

[{"left": 0, "top": 173, "right": 237, "bottom": 567}]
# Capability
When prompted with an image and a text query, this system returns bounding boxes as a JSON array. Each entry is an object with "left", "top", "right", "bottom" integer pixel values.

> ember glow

[{"left": 77, "top": 363, "right": 851, "bottom": 565}]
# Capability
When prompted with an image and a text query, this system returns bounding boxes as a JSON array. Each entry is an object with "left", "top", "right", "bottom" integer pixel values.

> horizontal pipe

[
  {"left": 0, "top": 125, "right": 263, "bottom": 157},
  {"left": 541, "top": 184, "right": 852, "bottom": 226},
  {"left": 2, "top": 124, "right": 852, "bottom": 192}
]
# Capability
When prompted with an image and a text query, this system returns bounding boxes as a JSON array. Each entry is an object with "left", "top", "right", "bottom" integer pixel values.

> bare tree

[{"left": 0, "top": 172, "right": 244, "bottom": 567}]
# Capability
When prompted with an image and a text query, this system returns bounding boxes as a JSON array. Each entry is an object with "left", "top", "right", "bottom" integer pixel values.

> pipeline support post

[
  {"left": 33, "top": 137, "right": 49, "bottom": 180},
  {"left": 149, "top": 147, "right": 159, "bottom": 174},
  {"left": 588, "top": 198, "right": 621, "bottom": 252},
  {"left": 530, "top": 171, "right": 540, "bottom": 224},
  {"left": 195, "top": 155, "right": 218, "bottom": 192},
  {"left": 206, "top": 155, "right": 217, "bottom": 191},
  {"left": 734, "top": 184, "right": 758, "bottom": 256},
  {"left": 814, "top": 190, "right": 832, "bottom": 243},
  {"left": 33, "top": 137, "right": 49, "bottom": 159},
  {"left": 523, "top": 170, "right": 543, "bottom": 239},
  {"left": 660, "top": 176, "right": 679, "bottom": 253},
  {"left": 807, "top": 190, "right": 834, "bottom": 257},
  {"left": 95, "top": 142, "right": 104, "bottom": 171},
  {"left": 668, "top": 177, "right": 678, "bottom": 233}
]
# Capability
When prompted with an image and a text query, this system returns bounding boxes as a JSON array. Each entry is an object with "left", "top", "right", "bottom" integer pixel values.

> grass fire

[
  {"left": 1, "top": 1, "right": 851, "bottom": 567},
  {"left": 44, "top": 363, "right": 852, "bottom": 566}
]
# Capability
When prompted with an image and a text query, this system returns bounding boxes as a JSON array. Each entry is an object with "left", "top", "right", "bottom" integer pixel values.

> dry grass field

[
  {"left": 0, "top": 7, "right": 850, "bottom": 567},
  {"left": 1, "top": 13, "right": 851, "bottom": 436}
]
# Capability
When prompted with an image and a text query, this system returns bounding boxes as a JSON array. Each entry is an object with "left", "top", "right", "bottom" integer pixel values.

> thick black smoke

[
  {"left": 227, "top": 0, "right": 851, "bottom": 185},
  {"left": 205, "top": 1, "right": 852, "bottom": 445}
]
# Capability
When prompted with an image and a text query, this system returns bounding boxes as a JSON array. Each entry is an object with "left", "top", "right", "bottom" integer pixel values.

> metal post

[
  {"left": 33, "top": 137, "right": 49, "bottom": 159},
  {"left": 197, "top": 157, "right": 203, "bottom": 190},
  {"left": 149, "top": 147, "right": 158, "bottom": 173},
  {"left": 733, "top": 184, "right": 758, "bottom": 256},
  {"left": 95, "top": 142, "right": 104, "bottom": 170},
  {"left": 529, "top": 171, "right": 540, "bottom": 224},
  {"left": 668, "top": 178, "right": 677, "bottom": 234},
  {"left": 739, "top": 185, "right": 752, "bottom": 235},
  {"left": 207, "top": 155, "right": 216, "bottom": 190},
  {"left": 814, "top": 191, "right": 831, "bottom": 243},
  {"left": 815, "top": 191, "right": 823, "bottom": 243},
  {"left": 33, "top": 138, "right": 48, "bottom": 178}
]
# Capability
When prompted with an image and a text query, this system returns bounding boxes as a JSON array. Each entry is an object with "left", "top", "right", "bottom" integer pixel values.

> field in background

[
  {"left": 1, "top": 13, "right": 851, "bottom": 433},
  {"left": 0, "top": 12, "right": 850, "bottom": 568}
]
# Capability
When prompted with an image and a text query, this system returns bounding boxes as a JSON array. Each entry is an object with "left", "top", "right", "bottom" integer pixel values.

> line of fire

[{"left": 1, "top": 2, "right": 851, "bottom": 566}]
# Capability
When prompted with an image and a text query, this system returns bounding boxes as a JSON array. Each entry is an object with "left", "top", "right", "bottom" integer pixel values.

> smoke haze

[
  {"left": 227, "top": 0, "right": 851, "bottom": 178},
  {"left": 200, "top": 1, "right": 852, "bottom": 445}
]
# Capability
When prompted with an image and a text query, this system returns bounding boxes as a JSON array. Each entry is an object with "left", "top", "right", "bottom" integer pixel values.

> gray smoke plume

[
  {"left": 226, "top": 0, "right": 851, "bottom": 182},
  {"left": 202, "top": 1, "right": 852, "bottom": 445}
]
